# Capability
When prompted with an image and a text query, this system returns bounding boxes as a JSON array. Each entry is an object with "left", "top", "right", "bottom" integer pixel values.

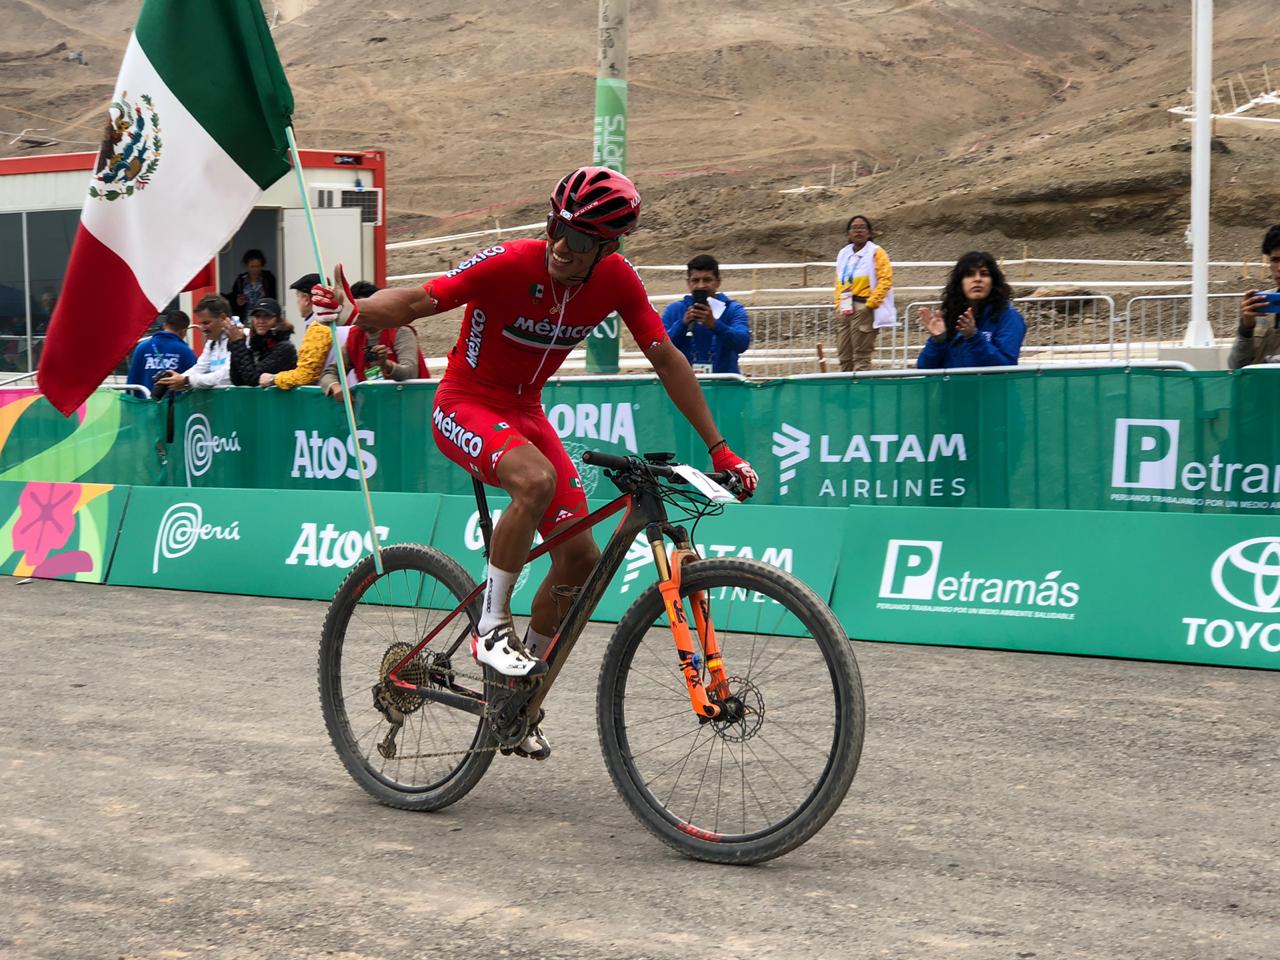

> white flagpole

[{"left": 1184, "top": 0, "right": 1214, "bottom": 348}]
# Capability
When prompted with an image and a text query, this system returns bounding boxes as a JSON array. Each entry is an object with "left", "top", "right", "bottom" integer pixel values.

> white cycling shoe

[
  {"left": 471, "top": 621, "right": 548, "bottom": 678},
  {"left": 513, "top": 725, "right": 551, "bottom": 761}
]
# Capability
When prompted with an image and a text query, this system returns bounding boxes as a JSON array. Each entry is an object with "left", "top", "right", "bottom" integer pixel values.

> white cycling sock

[
  {"left": 524, "top": 627, "right": 554, "bottom": 659},
  {"left": 478, "top": 564, "right": 520, "bottom": 634}
]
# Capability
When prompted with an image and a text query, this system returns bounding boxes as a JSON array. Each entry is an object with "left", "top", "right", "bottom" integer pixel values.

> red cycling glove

[
  {"left": 710, "top": 443, "right": 758, "bottom": 499},
  {"left": 310, "top": 263, "right": 359, "bottom": 326}
]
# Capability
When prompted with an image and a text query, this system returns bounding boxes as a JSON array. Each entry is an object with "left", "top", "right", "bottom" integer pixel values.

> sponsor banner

[
  {"left": 426, "top": 495, "right": 841, "bottom": 636},
  {"left": 0, "top": 479, "right": 129, "bottom": 583},
  {"left": 591, "top": 500, "right": 842, "bottom": 636},
  {"left": 427, "top": 492, "right": 552, "bottom": 617},
  {"left": 7, "top": 369, "right": 1280, "bottom": 515},
  {"left": 833, "top": 506, "right": 1280, "bottom": 670},
  {"left": 101, "top": 485, "right": 840, "bottom": 637},
  {"left": 169, "top": 388, "right": 397, "bottom": 491},
  {"left": 108, "top": 486, "right": 441, "bottom": 599},
  {"left": 763, "top": 369, "right": 1280, "bottom": 512},
  {"left": 1108, "top": 415, "right": 1280, "bottom": 512},
  {"left": 164, "top": 382, "right": 666, "bottom": 496}
]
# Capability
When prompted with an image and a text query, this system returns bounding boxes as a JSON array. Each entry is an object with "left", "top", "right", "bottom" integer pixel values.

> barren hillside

[{"left": 2, "top": 0, "right": 1278, "bottom": 277}]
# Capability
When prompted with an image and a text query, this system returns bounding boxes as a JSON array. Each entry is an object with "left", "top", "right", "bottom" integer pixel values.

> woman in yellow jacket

[
  {"left": 259, "top": 273, "right": 332, "bottom": 389},
  {"left": 833, "top": 215, "right": 895, "bottom": 372}
]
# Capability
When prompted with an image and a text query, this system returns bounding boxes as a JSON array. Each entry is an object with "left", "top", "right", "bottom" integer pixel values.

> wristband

[{"left": 708, "top": 439, "right": 727, "bottom": 454}]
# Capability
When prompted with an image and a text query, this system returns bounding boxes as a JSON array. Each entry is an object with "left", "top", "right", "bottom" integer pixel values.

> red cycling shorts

[{"left": 431, "top": 381, "right": 589, "bottom": 537}]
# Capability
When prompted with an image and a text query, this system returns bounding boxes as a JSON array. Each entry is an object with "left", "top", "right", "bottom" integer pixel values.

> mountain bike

[{"left": 318, "top": 451, "right": 865, "bottom": 864}]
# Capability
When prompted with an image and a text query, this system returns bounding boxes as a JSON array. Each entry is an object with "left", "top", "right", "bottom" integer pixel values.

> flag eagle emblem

[{"left": 90, "top": 92, "right": 162, "bottom": 201}]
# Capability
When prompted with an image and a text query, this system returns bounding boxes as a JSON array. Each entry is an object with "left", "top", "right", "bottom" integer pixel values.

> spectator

[
  {"left": 661, "top": 255, "right": 751, "bottom": 374},
  {"left": 1229, "top": 224, "right": 1280, "bottom": 370},
  {"left": 127, "top": 309, "right": 197, "bottom": 396},
  {"left": 834, "top": 215, "right": 895, "bottom": 372},
  {"left": 260, "top": 273, "right": 330, "bottom": 389},
  {"left": 916, "top": 252, "right": 1025, "bottom": 369},
  {"left": 229, "top": 297, "right": 297, "bottom": 386},
  {"left": 319, "top": 281, "right": 427, "bottom": 399},
  {"left": 228, "top": 248, "right": 277, "bottom": 318},
  {"left": 35, "top": 289, "right": 56, "bottom": 335},
  {"left": 154, "top": 295, "right": 242, "bottom": 393}
]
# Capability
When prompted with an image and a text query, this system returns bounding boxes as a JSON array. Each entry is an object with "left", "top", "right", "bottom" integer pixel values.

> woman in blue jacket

[{"left": 916, "top": 251, "right": 1025, "bottom": 368}]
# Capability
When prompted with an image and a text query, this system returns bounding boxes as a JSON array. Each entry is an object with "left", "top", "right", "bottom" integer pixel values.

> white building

[{"left": 0, "top": 147, "right": 387, "bottom": 374}]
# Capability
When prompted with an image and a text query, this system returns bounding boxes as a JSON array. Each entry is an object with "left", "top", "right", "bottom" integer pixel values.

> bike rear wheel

[
  {"left": 319, "top": 543, "right": 496, "bottom": 811},
  {"left": 597, "top": 557, "right": 864, "bottom": 864}
]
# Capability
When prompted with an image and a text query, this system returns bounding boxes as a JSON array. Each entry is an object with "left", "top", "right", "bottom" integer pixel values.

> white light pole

[{"left": 1184, "top": 0, "right": 1214, "bottom": 347}]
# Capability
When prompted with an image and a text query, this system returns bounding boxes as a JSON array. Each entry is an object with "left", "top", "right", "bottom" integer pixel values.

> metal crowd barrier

[
  {"left": 740, "top": 292, "right": 1248, "bottom": 377},
  {"left": 0, "top": 293, "right": 1257, "bottom": 385}
]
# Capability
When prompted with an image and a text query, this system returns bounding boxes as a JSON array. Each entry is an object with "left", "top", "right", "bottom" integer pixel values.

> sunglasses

[{"left": 549, "top": 217, "right": 605, "bottom": 254}]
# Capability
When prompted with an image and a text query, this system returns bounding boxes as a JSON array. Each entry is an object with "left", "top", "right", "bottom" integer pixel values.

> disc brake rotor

[{"left": 712, "top": 676, "right": 765, "bottom": 743}]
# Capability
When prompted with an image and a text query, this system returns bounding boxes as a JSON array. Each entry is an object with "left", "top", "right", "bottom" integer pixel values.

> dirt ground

[{"left": 2, "top": 576, "right": 1278, "bottom": 960}]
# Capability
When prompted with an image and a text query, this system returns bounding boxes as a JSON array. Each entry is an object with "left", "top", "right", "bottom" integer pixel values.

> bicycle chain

[
  {"left": 379, "top": 655, "right": 760, "bottom": 762},
  {"left": 374, "top": 655, "right": 523, "bottom": 761}
]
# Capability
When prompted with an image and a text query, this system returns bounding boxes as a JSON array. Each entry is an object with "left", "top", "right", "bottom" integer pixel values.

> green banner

[
  {"left": 761, "top": 369, "right": 1280, "bottom": 513},
  {"left": 109, "top": 486, "right": 441, "bottom": 599},
  {"left": 18, "top": 478, "right": 1280, "bottom": 671},
  {"left": 0, "top": 389, "right": 165, "bottom": 485},
  {"left": 428, "top": 491, "right": 551, "bottom": 617},
  {"left": 586, "top": 75, "right": 627, "bottom": 375},
  {"left": 7, "top": 369, "right": 1280, "bottom": 516},
  {"left": 0, "top": 479, "right": 129, "bottom": 582},
  {"left": 586, "top": 499, "right": 843, "bottom": 635},
  {"left": 833, "top": 506, "right": 1280, "bottom": 670},
  {"left": 103, "top": 484, "right": 843, "bottom": 636},
  {"left": 164, "top": 381, "right": 669, "bottom": 496},
  {"left": 426, "top": 494, "right": 841, "bottom": 634}
]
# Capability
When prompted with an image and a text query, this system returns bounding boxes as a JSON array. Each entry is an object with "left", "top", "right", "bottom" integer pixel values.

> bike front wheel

[
  {"left": 319, "top": 543, "right": 496, "bottom": 811},
  {"left": 597, "top": 557, "right": 864, "bottom": 864}
]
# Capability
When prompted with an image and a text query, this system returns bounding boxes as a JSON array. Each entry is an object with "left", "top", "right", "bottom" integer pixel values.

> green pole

[
  {"left": 586, "top": 0, "right": 628, "bottom": 374},
  {"left": 285, "top": 125, "right": 383, "bottom": 574}
]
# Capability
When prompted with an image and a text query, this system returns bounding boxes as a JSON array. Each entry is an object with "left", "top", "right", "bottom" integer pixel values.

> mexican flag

[{"left": 37, "top": 0, "right": 294, "bottom": 415}]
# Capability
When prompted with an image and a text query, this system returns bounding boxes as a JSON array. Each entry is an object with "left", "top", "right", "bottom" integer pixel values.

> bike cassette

[{"left": 373, "top": 642, "right": 432, "bottom": 722}]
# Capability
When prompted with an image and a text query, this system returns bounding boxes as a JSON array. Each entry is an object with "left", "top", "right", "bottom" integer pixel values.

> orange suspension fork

[
  {"left": 687, "top": 583, "right": 730, "bottom": 701},
  {"left": 650, "top": 525, "right": 726, "bottom": 720}
]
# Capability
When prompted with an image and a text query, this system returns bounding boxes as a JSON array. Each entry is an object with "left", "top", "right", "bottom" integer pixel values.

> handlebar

[
  {"left": 581, "top": 450, "right": 632, "bottom": 472},
  {"left": 582, "top": 449, "right": 737, "bottom": 490}
]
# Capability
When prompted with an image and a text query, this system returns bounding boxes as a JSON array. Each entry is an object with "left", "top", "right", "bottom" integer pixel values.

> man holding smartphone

[
  {"left": 1230, "top": 224, "right": 1280, "bottom": 370},
  {"left": 661, "top": 254, "right": 752, "bottom": 374}
]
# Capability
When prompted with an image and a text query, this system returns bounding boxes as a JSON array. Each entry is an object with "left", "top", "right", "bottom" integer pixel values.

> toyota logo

[{"left": 1211, "top": 537, "right": 1280, "bottom": 614}]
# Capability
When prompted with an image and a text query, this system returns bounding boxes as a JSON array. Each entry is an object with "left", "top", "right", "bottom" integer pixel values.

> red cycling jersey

[{"left": 426, "top": 238, "right": 667, "bottom": 395}]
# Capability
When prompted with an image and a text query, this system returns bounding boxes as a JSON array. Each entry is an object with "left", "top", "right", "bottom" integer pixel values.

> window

[
  {"left": 25, "top": 209, "right": 80, "bottom": 367},
  {"left": 0, "top": 213, "right": 27, "bottom": 373}
]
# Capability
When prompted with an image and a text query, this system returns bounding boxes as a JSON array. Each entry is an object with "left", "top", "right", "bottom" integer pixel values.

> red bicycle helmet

[{"left": 548, "top": 166, "right": 641, "bottom": 240}]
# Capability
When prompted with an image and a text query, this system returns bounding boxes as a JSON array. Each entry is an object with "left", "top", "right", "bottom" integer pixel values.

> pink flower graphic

[
  {"left": 32, "top": 550, "right": 94, "bottom": 578},
  {"left": 13, "top": 482, "right": 80, "bottom": 566}
]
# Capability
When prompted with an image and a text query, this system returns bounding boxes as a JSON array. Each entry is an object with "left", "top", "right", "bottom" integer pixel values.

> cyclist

[{"left": 312, "top": 167, "right": 756, "bottom": 757}]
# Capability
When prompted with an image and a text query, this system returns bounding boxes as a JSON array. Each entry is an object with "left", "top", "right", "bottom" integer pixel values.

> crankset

[{"left": 484, "top": 670, "right": 541, "bottom": 750}]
